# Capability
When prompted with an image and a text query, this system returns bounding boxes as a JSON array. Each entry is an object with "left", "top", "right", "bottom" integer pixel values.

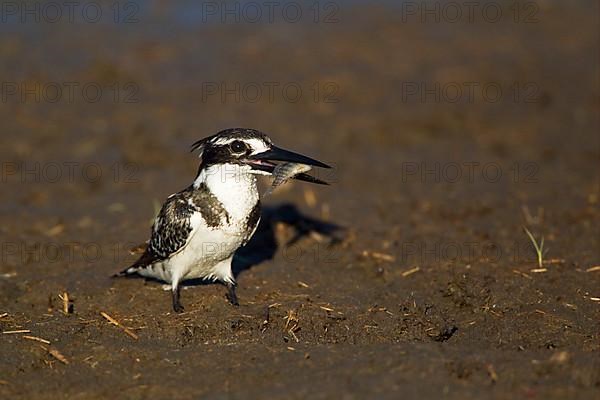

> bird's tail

[
  {"left": 112, "top": 264, "right": 140, "bottom": 278},
  {"left": 112, "top": 251, "right": 157, "bottom": 278}
]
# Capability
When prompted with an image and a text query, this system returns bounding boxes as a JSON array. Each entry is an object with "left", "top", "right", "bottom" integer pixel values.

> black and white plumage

[{"left": 115, "top": 128, "right": 330, "bottom": 312}]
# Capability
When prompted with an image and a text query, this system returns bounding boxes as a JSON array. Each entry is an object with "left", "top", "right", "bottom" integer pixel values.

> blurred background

[{"left": 0, "top": 1, "right": 598, "bottom": 398}]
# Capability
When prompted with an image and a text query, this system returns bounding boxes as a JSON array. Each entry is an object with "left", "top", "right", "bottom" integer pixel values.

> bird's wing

[
  {"left": 147, "top": 191, "right": 199, "bottom": 260},
  {"left": 116, "top": 185, "right": 229, "bottom": 275}
]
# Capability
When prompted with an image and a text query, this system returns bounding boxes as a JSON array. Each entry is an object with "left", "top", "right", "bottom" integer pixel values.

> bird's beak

[
  {"left": 251, "top": 146, "right": 331, "bottom": 168},
  {"left": 245, "top": 145, "right": 331, "bottom": 184}
]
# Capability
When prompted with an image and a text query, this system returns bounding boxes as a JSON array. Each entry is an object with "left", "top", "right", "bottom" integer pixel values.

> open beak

[{"left": 246, "top": 145, "right": 331, "bottom": 185}]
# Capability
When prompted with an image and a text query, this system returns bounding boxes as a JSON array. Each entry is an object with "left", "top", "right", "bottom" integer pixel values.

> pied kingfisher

[{"left": 114, "top": 128, "right": 330, "bottom": 312}]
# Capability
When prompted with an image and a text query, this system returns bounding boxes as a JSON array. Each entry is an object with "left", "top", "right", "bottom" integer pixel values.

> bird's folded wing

[
  {"left": 148, "top": 191, "right": 198, "bottom": 260},
  {"left": 116, "top": 190, "right": 202, "bottom": 275}
]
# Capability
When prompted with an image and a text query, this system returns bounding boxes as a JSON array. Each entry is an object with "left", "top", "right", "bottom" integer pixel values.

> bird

[{"left": 114, "top": 128, "right": 330, "bottom": 312}]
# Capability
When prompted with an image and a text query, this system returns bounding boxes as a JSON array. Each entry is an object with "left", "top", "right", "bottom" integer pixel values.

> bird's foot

[
  {"left": 226, "top": 283, "right": 239, "bottom": 306},
  {"left": 171, "top": 286, "right": 184, "bottom": 313},
  {"left": 173, "top": 302, "right": 185, "bottom": 313}
]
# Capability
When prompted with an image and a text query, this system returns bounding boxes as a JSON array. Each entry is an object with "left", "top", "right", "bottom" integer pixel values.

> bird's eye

[{"left": 230, "top": 140, "right": 247, "bottom": 154}]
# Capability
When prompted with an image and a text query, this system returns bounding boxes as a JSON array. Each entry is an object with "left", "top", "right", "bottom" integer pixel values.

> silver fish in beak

[
  {"left": 264, "top": 162, "right": 313, "bottom": 196},
  {"left": 247, "top": 144, "right": 330, "bottom": 186}
]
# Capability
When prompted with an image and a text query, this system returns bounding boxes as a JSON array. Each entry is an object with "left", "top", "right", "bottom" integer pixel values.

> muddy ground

[{"left": 0, "top": 1, "right": 599, "bottom": 399}]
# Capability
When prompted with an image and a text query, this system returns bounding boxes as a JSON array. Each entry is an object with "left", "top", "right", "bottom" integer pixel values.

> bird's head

[{"left": 191, "top": 128, "right": 330, "bottom": 184}]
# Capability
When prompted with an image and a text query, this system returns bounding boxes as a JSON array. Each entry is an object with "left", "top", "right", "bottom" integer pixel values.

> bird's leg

[
  {"left": 171, "top": 283, "right": 184, "bottom": 313},
  {"left": 226, "top": 282, "right": 239, "bottom": 306}
]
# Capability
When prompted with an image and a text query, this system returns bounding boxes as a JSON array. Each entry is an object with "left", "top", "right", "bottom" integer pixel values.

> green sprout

[{"left": 523, "top": 226, "right": 546, "bottom": 268}]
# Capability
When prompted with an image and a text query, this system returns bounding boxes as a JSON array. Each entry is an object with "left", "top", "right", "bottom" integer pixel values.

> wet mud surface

[{"left": 0, "top": 1, "right": 599, "bottom": 399}]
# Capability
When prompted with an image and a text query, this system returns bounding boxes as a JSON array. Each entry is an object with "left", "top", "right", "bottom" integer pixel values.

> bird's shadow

[
  {"left": 232, "top": 203, "right": 345, "bottom": 277},
  {"left": 175, "top": 203, "right": 344, "bottom": 288}
]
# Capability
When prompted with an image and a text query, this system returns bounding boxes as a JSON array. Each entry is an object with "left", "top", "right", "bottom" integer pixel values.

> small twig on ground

[
  {"left": 58, "top": 291, "right": 72, "bottom": 314},
  {"left": 100, "top": 311, "right": 139, "bottom": 340},
  {"left": 512, "top": 270, "right": 532, "bottom": 279},
  {"left": 41, "top": 345, "right": 69, "bottom": 364},
  {"left": 361, "top": 250, "right": 395, "bottom": 262},
  {"left": 530, "top": 268, "right": 547, "bottom": 273},
  {"left": 23, "top": 335, "right": 51, "bottom": 344},
  {"left": 401, "top": 267, "right": 420, "bottom": 277},
  {"left": 3, "top": 330, "right": 31, "bottom": 334},
  {"left": 283, "top": 310, "right": 300, "bottom": 343}
]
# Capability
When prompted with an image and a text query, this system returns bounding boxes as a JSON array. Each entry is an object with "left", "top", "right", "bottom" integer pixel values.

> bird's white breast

[
  {"left": 171, "top": 164, "right": 260, "bottom": 281},
  {"left": 196, "top": 163, "right": 259, "bottom": 221}
]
